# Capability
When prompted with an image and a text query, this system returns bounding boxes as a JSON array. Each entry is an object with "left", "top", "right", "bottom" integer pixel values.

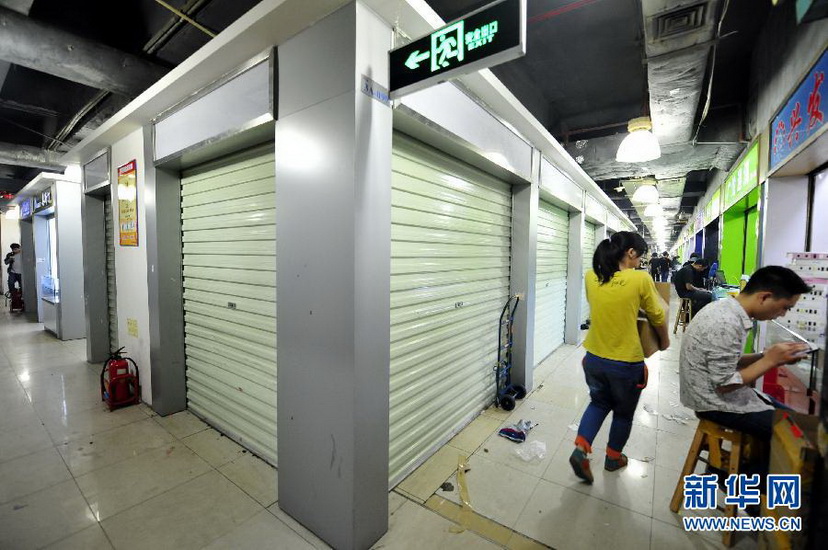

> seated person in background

[
  {"left": 679, "top": 266, "right": 812, "bottom": 477},
  {"left": 673, "top": 257, "right": 713, "bottom": 316}
]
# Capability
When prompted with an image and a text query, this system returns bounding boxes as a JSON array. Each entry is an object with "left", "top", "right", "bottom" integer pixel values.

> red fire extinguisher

[{"left": 100, "top": 347, "right": 141, "bottom": 411}]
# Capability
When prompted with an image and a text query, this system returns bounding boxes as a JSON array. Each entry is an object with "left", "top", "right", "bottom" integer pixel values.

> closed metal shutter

[
  {"left": 534, "top": 200, "right": 569, "bottom": 365},
  {"left": 104, "top": 196, "right": 118, "bottom": 352},
  {"left": 581, "top": 221, "right": 597, "bottom": 323},
  {"left": 389, "top": 133, "right": 512, "bottom": 485},
  {"left": 181, "top": 145, "right": 277, "bottom": 465}
]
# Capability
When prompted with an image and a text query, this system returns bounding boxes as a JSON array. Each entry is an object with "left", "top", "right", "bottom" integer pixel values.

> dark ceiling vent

[{"left": 650, "top": 2, "right": 709, "bottom": 41}]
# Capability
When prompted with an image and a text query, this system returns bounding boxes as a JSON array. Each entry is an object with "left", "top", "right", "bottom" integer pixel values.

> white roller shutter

[
  {"left": 534, "top": 200, "right": 569, "bottom": 365},
  {"left": 582, "top": 221, "right": 597, "bottom": 323},
  {"left": 181, "top": 145, "right": 277, "bottom": 465},
  {"left": 389, "top": 133, "right": 512, "bottom": 485},
  {"left": 104, "top": 196, "right": 119, "bottom": 353}
]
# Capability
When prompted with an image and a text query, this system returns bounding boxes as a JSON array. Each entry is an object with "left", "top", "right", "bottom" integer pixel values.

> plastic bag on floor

[{"left": 514, "top": 440, "right": 547, "bottom": 462}]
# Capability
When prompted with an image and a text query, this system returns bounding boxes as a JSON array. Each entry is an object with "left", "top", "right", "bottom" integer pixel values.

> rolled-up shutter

[
  {"left": 534, "top": 200, "right": 569, "bottom": 365},
  {"left": 181, "top": 145, "right": 277, "bottom": 465},
  {"left": 582, "top": 221, "right": 597, "bottom": 323},
  {"left": 104, "top": 196, "right": 118, "bottom": 353},
  {"left": 389, "top": 133, "right": 512, "bottom": 485}
]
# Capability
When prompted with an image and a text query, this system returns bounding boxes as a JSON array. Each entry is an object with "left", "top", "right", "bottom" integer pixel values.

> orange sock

[
  {"left": 574, "top": 435, "right": 592, "bottom": 454},
  {"left": 606, "top": 447, "right": 623, "bottom": 460}
]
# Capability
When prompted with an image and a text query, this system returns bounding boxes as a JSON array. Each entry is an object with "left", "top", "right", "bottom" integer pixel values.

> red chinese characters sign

[{"left": 771, "top": 49, "right": 827, "bottom": 170}]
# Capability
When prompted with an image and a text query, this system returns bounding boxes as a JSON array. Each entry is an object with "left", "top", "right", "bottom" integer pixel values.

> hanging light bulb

[
  {"left": 616, "top": 117, "right": 661, "bottom": 163},
  {"left": 630, "top": 179, "right": 659, "bottom": 204}
]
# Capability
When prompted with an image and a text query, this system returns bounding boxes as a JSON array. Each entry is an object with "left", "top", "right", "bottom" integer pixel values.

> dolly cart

[{"left": 494, "top": 295, "right": 526, "bottom": 411}]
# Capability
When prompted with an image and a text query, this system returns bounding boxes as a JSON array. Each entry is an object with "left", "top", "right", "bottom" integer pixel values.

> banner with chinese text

[
  {"left": 770, "top": 48, "right": 827, "bottom": 171},
  {"left": 117, "top": 160, "right": 138, "bottom": 246}
]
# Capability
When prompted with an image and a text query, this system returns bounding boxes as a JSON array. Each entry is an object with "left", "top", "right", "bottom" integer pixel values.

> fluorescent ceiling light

[
  {"left": 615, "top": 117, "right": 661, "bottom": 163},
  {"left": 4, "top": 205, "right": 19, "bottom": 220}
]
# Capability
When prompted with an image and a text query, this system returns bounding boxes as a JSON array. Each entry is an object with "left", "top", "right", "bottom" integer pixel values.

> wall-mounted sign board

[
  {"left": 19, "top": 198, "right": 32, "bottom": 220},
  {"left": 770, "top": 48, "right": 827, "bottom": 171},
  {"left": 389, "top": 0, "right": 526, "bottom": 98},
  {"left": 723, "top": 142, "right": 759, "bottom": 211},
  {"left": 33, "top": 187, "right": 54, "bottom": 213}
]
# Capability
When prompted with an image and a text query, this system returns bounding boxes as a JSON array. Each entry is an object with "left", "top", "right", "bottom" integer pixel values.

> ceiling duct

[{"left": 650, "top": 2, "right": 709, "bottom": 41}]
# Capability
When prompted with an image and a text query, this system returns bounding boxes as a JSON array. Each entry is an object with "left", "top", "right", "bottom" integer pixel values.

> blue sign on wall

[
  {"left": 770, "top": 49, "right": 828, "bottom": 170},
  {"left": 19, "top": 198, "right": 32, "bottom": 219}
]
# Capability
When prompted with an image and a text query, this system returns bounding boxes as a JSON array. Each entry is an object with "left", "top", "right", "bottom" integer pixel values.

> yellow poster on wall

[{"left": 117, "top": 160, "right": 138, "bottom": 246}]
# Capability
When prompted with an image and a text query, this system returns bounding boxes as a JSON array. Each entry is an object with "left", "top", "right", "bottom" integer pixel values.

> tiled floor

[{"left": 0, "top": 298, "right": 759, "bottom": 549}]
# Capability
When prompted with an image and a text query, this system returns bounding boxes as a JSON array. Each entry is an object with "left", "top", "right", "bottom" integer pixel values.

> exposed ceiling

[
  {"left": 0, "top": 0, "right": 261, "bottom": 206},
  {"left": 426, "top": 0, "right": 776, "bottom": 250},
  {"left": 0, "top": 0, "right": 783, "bottom": 251}
]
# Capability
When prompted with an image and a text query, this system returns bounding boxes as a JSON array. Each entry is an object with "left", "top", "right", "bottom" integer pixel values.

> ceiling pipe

[
  {"left": 0, "top": 5, "right": 170, "bottom": 97},
  {"left": 0, "top": 141, "right": 65, "bottom": 171}
]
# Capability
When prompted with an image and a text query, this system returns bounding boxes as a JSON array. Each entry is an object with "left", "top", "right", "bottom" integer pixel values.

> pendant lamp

[
  {"left": 616, "top": 117, "right": 661, "bottom": 163},
  {"left": 631, "top": 180, "right": 659, "bottom": 204}
]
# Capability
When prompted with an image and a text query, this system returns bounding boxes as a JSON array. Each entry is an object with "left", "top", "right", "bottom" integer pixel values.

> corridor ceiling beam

[
  {"left": 0, "top": 5, "right": 170, "bottom": 97},
  {"left": 0, "top": 141, "right": 64, "bottom": 171}
]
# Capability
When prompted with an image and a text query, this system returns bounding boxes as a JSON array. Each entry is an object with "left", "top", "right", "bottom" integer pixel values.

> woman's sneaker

[
  {"left": 604, "top": 453, "right": 628, "bottom": 472},
  {"left": 569, "top": 448, "right": 593, "bottom": 484}
]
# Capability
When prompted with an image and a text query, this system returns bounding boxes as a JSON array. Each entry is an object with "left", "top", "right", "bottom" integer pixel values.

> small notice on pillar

[
  {"left": 117, "top": 160, "right": 139, "bottom": 246},
  {"left": 127, "top": 318, "right": 138, "bottom": 338}
]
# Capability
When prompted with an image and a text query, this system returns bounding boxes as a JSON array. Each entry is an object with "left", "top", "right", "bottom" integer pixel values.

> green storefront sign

[
  {"left": 702, "top": 188, "right": 721, "bottom": 226},
  {"left": 722, "top": 142, "right": 759, "bottom": 211}
]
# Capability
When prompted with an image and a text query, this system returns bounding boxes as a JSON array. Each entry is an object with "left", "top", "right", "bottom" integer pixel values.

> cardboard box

[
  {"left": 655, "top": 282, "right": 672, "bottom": 303},
  {"left": 638, "top": 294, "right": 669, "bottom": 358}
]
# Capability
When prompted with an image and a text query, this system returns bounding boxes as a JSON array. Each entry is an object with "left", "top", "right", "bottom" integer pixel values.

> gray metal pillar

[
  {"left": 509, "top": 149, "right": 539, "bottom": 389},
  {"left": 144, "top": 125, "right": 187, "bottom": 416},
  {"left": 275, "top": 4, "right": 391, "bottom": 549},
  {"left": 565, "top": 209, "right": 585, "bottom": 345},
  {"left": 81, "top": 194, "right": 109, "bottom": 362}
]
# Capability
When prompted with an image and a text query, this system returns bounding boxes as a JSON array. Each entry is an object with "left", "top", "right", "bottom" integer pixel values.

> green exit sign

[{"left": 389, "top": 0, "right": 526, "bottom": 98}]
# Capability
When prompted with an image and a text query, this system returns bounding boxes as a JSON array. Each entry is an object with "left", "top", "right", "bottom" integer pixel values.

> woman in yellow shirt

[{"left": 569, "top": 231, "right": 669, "bottom": 484}]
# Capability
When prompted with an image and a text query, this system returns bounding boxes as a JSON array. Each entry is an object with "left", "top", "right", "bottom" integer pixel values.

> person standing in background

[{"left": 4, "top": 243, "right": 22, "bottom": 292}]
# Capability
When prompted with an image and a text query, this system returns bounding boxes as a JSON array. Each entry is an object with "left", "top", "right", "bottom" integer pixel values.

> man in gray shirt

[{"left": 680, "top": 266, "right": 811, "bottom": 446}]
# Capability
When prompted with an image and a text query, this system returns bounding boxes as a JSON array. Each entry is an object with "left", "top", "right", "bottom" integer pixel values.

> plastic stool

[{"left": 673, "top": 298, "right": 692, "bottom": 334}]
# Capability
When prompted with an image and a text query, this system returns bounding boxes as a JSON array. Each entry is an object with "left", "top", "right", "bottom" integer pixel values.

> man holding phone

[{"left": 679, "top": 266, "right": 812, "bottom": 454}]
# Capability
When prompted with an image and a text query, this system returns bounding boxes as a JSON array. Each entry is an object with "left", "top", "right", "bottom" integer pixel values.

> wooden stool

[
  {"left": 670, "top": 419, "right": 758, "bottom": 547},
  {"left": 673, "top": 298, "right": 692, "bottom": 334}
]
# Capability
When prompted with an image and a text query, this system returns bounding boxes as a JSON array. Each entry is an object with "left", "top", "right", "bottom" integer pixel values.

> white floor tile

[
  {"left": 372, "top": 500, "right": 502, "bottom": 550},
  {"left": 152, "top": 410, "right": 209, "bottom": 439},
  {"left": 0, "top": 423, "right": 53, "bottom": 464},
  {"left": 0, "top": 446, "right": 72, "bottom": 504},
  {"left": 57, "top": 417, "right": 176, "bottom": 476},
  {"left": 219, "top": 452, "right": 279, "bottom": 507},
  {"left": 43, "top": 524, "right": 114, "bottom": 550},
  {"left": 0, "top": 479, "right": 97, "bottom": 549},
  {"left": 181, "top": 427, "right": 248, "bottom": 468},
  {"left": 100, "top": 471, "right": 261, "bottom": 550},
  {"left": 541, "top": 439, "right": 656, "bottom": 517},
  {"left": 437, "top": 452, "right": 540, "bottom": 529},
  {"left": 513, "top": 479, "right": 652, "bottom": 550},
  {"left": 76, "top": 443, "right": 212, "bottom": 520},
  {"left": 203, "top": 509, "right": 314, "bottom": 549}
]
